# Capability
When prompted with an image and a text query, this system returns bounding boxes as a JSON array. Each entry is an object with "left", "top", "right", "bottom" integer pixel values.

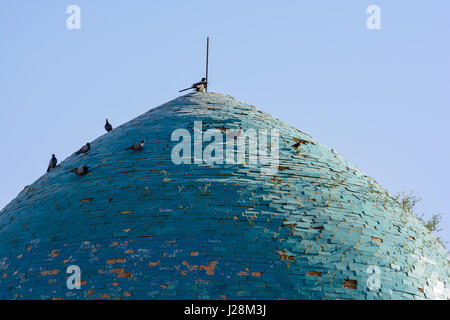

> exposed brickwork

[{"left": 0, "top": 92, "right": 448, "bottom": 299}]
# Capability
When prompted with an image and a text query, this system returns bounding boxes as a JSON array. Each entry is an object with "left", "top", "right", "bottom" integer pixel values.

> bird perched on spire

[
  {"left": 126, "top": 140, "right": 145, "bottom": 152},
  {"left": 75, "top": 143, "right": 91, "bottom": 155},
  {"left": 179, "top": 78, "right": 207, "bottom": 93},
  {"left": 105, "top": 119, "right": 113, "bottom": 132},
  {"left": 47, "top": 154, "right": 57, "bottom": 172},
  {"left": 70, "top": 165, "right": 90, "bottom": 177}
]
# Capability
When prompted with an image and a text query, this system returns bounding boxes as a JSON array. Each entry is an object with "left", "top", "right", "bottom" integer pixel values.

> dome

[{"left": 0, "top": 92, "right": 448, "bottom": 300}]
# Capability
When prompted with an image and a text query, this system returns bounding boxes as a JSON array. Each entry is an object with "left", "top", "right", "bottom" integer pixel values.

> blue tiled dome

[{"left": 0, "top": 92, "right": 448, "bottom": 300}]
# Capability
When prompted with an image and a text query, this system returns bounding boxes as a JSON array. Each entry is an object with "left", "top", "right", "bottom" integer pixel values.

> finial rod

[{"left": 206, "top": 37, "right": 209, "bottom": 92}]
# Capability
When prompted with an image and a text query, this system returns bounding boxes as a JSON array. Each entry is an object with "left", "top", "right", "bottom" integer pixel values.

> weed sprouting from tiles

[
  {"left": 394, "top": 192, "right": 447, "bottom": 250},
  {"left": 199, "top": 181, "right": 212, "bottom": 195}
]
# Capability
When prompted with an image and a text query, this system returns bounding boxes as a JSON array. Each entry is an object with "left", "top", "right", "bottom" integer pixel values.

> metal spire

[{"left": 206, "top": 37, "right": 209, "bottom": 92}]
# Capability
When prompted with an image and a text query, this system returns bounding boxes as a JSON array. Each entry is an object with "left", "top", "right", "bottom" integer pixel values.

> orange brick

[
  {"left": 148, "top": 260, "right": 160, "bottom": 267},
  {"left": 106, "top": 258, "right": 126, "bottom": 264}
]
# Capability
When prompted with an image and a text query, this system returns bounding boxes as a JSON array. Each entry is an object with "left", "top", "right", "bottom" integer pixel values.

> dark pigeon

[
  {"left": 126, "top": 140, "right": 145, "bottom": 152},
  {"left": 70, "top": 165, "right": 90, "bottom": 177},
  {"left": 75, "top": 143, "right": 91, "bottom": 155},
  {"left": 105, "top": 119, "right": 113, "bottom": 132},
  {"left": 47, "top": 154, "right": 57, "bottom": 172}
]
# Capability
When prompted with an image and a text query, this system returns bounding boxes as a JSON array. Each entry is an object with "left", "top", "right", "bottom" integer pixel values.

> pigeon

[
  {"left": 179, "top": 78, "right": 207, "bottom": 93},
  {"left": 226, "top": 127, "right": 243, "bottom": 138},
  {"left": 75, "top": 143, "right": 91, "bottom": 155},
  {"left": 47, "top": 154, "right": 57, "bottom": 172},
  {"left": 105, "top": 119, "right": 113, "bottom": 132},
  {"left": 126, "top": 140, "right": 145, "bottom": 152},
  {"left": 70, "top": 165, "right": 90, "bottom": 176}
]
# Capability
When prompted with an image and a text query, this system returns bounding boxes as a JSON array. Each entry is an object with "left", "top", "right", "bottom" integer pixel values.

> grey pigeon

[
  {"left": 70, "top": 165, "right": 90, "bottom": 176},
  {"left": 179, "top": 78, "right": 207, "bottom": 93},
  {"left": 47, "top": 154, "right": 57, "bottom": 172},
  {"left": 75, "top": 143, "right": 91, "bottom": 155},
  {"left": 105, "top": 119, "right": 113, "bottom": 132},
  {"left": 126, "top": 140, "right": 145, "bottom": 152}
]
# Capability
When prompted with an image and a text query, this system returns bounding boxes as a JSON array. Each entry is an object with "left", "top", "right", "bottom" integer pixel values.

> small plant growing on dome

[
  {"left": 395, "top": 192, "right": 446, "bottom": 249},
  {"left": 199, "top": 181, "right": 212, "bottom": 195}
]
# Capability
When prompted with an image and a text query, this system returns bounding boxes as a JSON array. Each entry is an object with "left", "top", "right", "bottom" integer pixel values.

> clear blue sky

[{"left": 1, "top": 1, "right": 449, "bottom": 244}]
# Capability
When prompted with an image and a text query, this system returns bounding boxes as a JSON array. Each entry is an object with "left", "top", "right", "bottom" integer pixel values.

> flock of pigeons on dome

[
  {"left": 46, "top": 118, "right": 145, "bottom": 176},
  {"left": 45, "top": 78, "right": 207, "bottom": 176}
]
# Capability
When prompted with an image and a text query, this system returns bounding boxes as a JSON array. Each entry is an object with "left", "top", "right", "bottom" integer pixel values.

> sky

[{"left": 0, "top": 1, "right": 449, "bottom": 245}]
